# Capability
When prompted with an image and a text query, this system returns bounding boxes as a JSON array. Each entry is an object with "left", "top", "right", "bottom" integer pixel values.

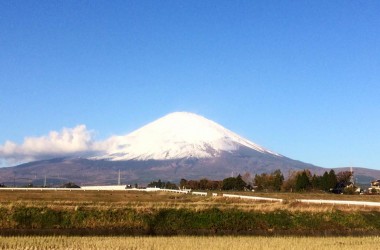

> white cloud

[{"left": 0, "top": 125, "right": 101, "bottom": 165}]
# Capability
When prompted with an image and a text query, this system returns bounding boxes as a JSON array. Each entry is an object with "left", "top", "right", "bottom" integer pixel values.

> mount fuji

[
  {"left": 94, "top": 112, "right": 280, "bottom": 161},
  {"left": 2, "top": 112, "right": 376, "bottom": 186}
]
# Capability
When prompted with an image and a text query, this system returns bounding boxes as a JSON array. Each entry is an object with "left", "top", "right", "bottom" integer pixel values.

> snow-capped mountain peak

[{"left": 96, "top": 112, "right": 280, "bottom": 161}]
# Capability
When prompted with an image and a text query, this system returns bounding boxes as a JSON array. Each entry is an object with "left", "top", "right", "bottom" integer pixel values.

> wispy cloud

[{"left": 0, "top": 125, "right": 101, "bottom": 166}]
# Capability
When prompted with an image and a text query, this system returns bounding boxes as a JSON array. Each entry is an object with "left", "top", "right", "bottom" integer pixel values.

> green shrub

[{"left": 4, "top": 205, "right": 380, "bottom": 235}]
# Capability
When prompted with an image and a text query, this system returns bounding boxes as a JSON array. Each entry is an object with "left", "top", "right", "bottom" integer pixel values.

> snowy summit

[{"left": 96, "top": 112, "right": 280, "bottom": 161}]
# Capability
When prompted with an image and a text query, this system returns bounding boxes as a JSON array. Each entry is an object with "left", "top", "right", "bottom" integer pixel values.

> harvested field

[
  {"left": 1, "top": 190, "right": 380, "bottom": 212},
  {"left": 2, "top": 190, "right": 380, "bottom": 237},
  {"left": 0, "top": 236, "right": 379, "bottom": 250}
]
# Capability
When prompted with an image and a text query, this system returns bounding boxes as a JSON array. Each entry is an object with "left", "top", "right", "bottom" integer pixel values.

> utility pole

[
  {"left": 350, "top": 167, "right": 354, "bottom": 184},
  {"left": 118, "top": 170, "right": 121, "bottom": 185}
]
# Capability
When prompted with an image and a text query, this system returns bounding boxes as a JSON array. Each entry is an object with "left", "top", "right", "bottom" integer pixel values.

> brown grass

[
  {"left": 0, "top": 236, "right": 380, "bottom": 250},
  {"left": 1, "top": 190, "right": 380, "bottom": 213}
]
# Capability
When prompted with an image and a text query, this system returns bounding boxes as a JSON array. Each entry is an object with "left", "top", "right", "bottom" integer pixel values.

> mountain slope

[
  {"left": 95, "top": 112, "right": 280, "bottom": 161},
  {"left": 0, "top": 154, "right": 320, "bottom": 186}
]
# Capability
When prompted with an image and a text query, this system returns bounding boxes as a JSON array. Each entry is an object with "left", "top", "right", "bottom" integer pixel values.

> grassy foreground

[
  {"left": 2, "top": 202, "right": 380, "bottom": 235},
  {"left": 2, "top": 190, "right": 380, "bottom": 236},
  {"left": 0, "top": 236, "right": 379, "bottom": 250}
]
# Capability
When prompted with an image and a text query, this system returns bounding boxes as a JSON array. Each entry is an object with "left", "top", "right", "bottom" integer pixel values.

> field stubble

[{"left": 0, "top": 236, "right": 379, "bottom": 250}]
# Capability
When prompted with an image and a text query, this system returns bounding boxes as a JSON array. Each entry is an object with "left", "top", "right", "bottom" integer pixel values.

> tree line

[
  {"left": 256, "top": 169, "right": 353, "bottom": 193},
  {"left": 179, "top": 176, "right": 248, "bottom": 191},
  {"left": 146, "top": 175, "right": 249, "bottom": 191},
  {"left": 147, "top": 179, "right": 178, "bottom": 189},
  {"left": 151, "top": 169, "right": 354, "bottom": 193}
]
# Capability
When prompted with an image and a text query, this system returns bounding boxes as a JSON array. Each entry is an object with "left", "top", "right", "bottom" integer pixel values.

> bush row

[{"left": 1, "top": 206, "right": 380, "bottom": 235}]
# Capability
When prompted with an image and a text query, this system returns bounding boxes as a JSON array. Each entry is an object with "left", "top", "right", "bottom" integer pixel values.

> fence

[
  {"left": 296, "top": 199, "right": 380, "bottom": 207},
  {"left": 192, "top": 191, "right": 208, "bottom": 196},
  {"left": 222, "top": 193, "right": 283, "bottom": 202}
]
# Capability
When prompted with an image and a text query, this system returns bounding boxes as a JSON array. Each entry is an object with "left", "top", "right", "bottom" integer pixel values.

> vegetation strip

[{"left": 2, "top": 205, "right": 380, "bottom": 236}]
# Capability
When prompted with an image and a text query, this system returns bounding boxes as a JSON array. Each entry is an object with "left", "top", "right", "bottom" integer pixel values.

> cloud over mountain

[
  {"left": 0, "top": 112, "right": 280, "bottom": 167},
  {"left": 0, "top": 125, "right": 98, "bottom": 165}
]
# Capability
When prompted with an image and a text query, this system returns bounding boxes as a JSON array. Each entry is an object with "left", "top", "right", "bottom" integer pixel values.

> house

[
  {"left": 371, "top": 180, "right": 380, "bottom": 188},
  {"left": 369, "top": 180, "right": 380, "bottom": 193}
]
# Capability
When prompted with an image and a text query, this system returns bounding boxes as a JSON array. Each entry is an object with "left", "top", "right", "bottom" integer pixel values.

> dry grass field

[
  {"left": 0, "top": 236, "right": 379, "bottom": 250},
  {"left": 1, "top": 189, "right": 380, "bottom": 212},
  {"left": 1, "top": 190, "right": 380, "bottom": 248}
]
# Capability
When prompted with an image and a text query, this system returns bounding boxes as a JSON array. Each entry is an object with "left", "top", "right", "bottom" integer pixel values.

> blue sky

[{"left": 1, "top": 1, "right": 379, "bottom": 169}]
